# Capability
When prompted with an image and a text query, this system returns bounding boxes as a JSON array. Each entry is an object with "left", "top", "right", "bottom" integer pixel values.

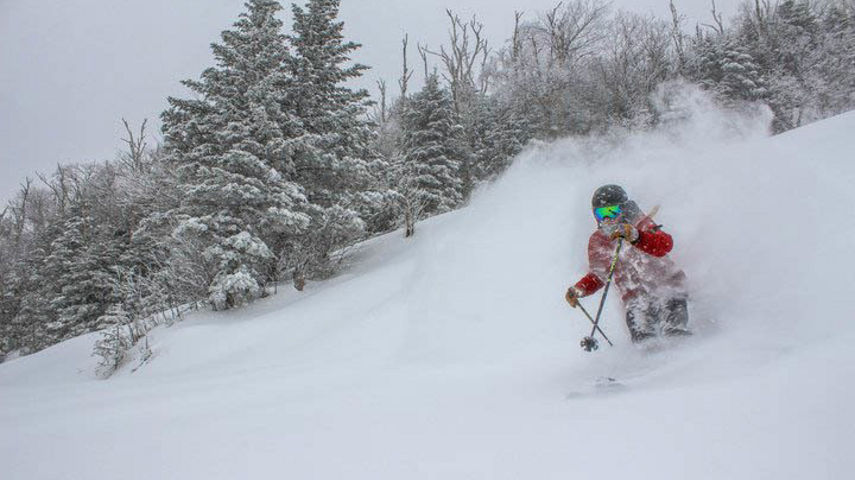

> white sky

[{"left": 0, "top": 0, "right": 742, "bottom": 201}]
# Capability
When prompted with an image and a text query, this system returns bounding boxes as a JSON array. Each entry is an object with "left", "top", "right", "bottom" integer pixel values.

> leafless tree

[
  {"left": 399, "top": 34, "right": 414, "bottom": 97},
  {"left": 423, "top": 10, "right": 491, "bottom": 112},
  {"left": 669, "top": 1, "right": 688, "bottom": 72},
  {"left": 596, "top": 12, "right": 674, "bottom": 125},
  {"left": 536, "top": 0, "right": 609, "bottom": 67},
  {"left": 739, "top": 0, "right": 772, "bottom": 40},
  {"left": 701, "top": 0, "right": 726, "bottom": 35},
  {"left": 512, "top": 11, "right": 525, "bottom": 64},
  {"left": 120, "top": 118, "right": 149, "bottom": 173},
  {"left": 394, "top": 184, "right": 429, "bottom": 238},
  {"left": 37, "top": 164, "right": 73, "bottom": 215},
  {"left": 11, "top": 178, "right": 32, "bottom": 245},
  {"left": 373, "top": 79, "right": 388, "bottom": 124},
  {"left": 417, "top": 42, "right": 431, "bottom": 80}
]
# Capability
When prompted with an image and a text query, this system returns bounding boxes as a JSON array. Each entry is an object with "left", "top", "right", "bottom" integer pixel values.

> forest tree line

[{"left": 1, "top": 0, "right": 853, "bottom": 370}]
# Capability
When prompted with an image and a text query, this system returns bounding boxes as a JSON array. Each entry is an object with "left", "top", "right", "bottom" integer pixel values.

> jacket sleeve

[
  {"left": 632, "top": 225, "right": 673, "bottom": 257},
  {"left": 575, "top": 272, "right": 604, "bottom": 296},
  {"left": 573, "top": 233, "right": 610, "bottom": 296}
]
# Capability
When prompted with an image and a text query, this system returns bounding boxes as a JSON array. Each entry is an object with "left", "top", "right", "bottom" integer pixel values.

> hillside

[{"left": 2, "top": 91, "right": 853, "bottom": 479}]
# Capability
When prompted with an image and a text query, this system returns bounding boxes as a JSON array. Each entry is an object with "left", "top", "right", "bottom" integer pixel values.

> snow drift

[{"left": 2, "top": 85, "right": 854, "bottom": 479}]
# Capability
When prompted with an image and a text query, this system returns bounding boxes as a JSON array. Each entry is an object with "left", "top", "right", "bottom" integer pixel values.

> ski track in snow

[{"left": 2, "top": 97, "right": 854, "bottom": 479}]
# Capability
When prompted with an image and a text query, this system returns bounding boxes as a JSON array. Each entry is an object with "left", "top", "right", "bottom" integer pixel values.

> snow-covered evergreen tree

[
  {"left": 466, "top": 95, "right": 530, "bottom": 184},
  {"left": 284, "top": 0, "right": 378, "bottom": 285},
  {"left": 814, "top": 2, "right": 855, "bottom": 115},
  {"left": 161, "top": 0, "right": 310, "bottom": 309},
  {"left": 733, "top": 0, "right": 825, "bottom": 129},
  {"left": 690, "top": 34, "right": 768, "bottom": 105},
  {"left": 287, "top": 0, "right": 373, "bottom": 182},
  {"left": 41, "top": 205, "right": 120, "bottom": 340},
  {"left": 397, "top": 73, "right": 466, "bottom": 233},
  {"left": 7, "top": 246, "right": 55, "bottom": 354}
]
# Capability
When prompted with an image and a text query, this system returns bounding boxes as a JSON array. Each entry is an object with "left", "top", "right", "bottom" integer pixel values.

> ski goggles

[{"left": 593, "top": 204, "right": 622, "bottom": 222}]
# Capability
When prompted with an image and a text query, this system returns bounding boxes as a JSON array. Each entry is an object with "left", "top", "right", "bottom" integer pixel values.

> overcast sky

[{"left": 0, "top": 0, "right": 742, "bottom": 201}]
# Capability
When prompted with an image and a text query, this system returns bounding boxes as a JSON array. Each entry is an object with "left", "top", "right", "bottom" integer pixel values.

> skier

[{"left": 565, "top": 185, "right": 691, "bottom": 343}]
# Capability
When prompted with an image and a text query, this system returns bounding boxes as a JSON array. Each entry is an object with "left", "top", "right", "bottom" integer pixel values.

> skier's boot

[
  {"left": 625, "top": 302, "right": 655, "bottom": 343},
  {"left": 663, "top": 297, "right": 691, "bottom": 338}
]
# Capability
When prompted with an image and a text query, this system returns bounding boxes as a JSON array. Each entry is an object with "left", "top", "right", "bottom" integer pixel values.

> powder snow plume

[{"left": 468, "top": 81, "right": 849, "bottom": 345}]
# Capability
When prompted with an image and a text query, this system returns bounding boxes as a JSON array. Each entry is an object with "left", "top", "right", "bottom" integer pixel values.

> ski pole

[
  {"left": 581, "top": 238, "right": 623, "bottom": 352},
  {"left": 576, "top": 302, "right": 613, "bottom": 346}
]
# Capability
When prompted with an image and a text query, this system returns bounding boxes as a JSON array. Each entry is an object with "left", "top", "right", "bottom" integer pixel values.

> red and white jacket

[{"left": 574, "top": 217, "right": 687, "bottom": 303}]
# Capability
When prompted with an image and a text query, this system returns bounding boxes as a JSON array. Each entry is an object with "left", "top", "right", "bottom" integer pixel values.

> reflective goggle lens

[{"left": 594, "top": 204, "right": 621, "bottom": 221}]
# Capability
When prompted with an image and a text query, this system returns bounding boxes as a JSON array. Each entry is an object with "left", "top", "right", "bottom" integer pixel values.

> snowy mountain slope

[{"left": 2, "top": 89, "right": 854, "bottom": 479}]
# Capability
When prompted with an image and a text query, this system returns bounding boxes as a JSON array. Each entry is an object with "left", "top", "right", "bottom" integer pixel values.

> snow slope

[{"left": 2, "top": 87, "right": 854, "bottom": 479}]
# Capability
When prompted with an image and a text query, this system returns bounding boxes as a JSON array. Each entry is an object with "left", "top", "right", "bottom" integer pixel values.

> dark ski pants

[{"left": 625, "top": 295, "right": 689, "bottom": 343}]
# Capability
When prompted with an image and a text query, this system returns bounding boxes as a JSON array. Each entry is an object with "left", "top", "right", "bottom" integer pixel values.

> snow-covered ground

[{"left": 2, "top": 89, "right": 854, "bottom": 479}]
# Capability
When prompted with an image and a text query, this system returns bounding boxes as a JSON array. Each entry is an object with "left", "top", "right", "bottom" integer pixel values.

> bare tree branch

[
  {"left": 399, "top": 34, "right": 414, "bottom": 97},
  {"left": 375, "top": 79, "right": 388, "bottom": 123},
  {"left": 423, "top": 10, "right": 492, "bottom": 112},
  {"left": 512, "top": 11, "right": 525, "bottom": 63},
  {"left": 536, "top": 0, "right": 609, "bottom": 67},
  {"left": 12, "top": 178, "right": 32, "bottom": 244},
  {"left": 121, "top": 118, "right": 149, "bottom": 173},
  {"left": 669, "top": 0, "right": 687, "bottom": 70},
  {"left": 701, "top": 0, "right": 725, "bottom": 35},
  {"left": 417, "top": 43, "right": 430, "bottom": 79}
]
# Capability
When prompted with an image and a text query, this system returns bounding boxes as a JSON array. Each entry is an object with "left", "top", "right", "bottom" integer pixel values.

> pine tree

[
  {"left": 284, "top": 0, "right": 378, "bottom": 285},
  {"left": 777, "top": 0, "right": 819, "bottom": 37},
  {"left": 771, "top": 0, "right": 820, "bottom": 80},
  {"left": 398, "top": 73, "right": 466, "bottom": 232},
  {"left": 691, "top": 34, "right": 768, "bottom": 105},
  {"left": 287, "top": 0, "right": 373, "bottom": 189},
  {"left": 7, "top": 220, "right": 63, "bottom": 354},
  {"left": 815, "top": 2, "right": 855, "bottom": 115},
  {"left": 733, "top": 0, "right": 823, "bottom": 129},
  {"left": 161, "top": 0, "right": 310, "bottom": 309},
  {"left": 5, "top": 261, "right": 51, "bottom": 355},
  {"left": 42, "top": 206, "right": 120, "bottom": 340},
  {"left": 467, "top": 95, "right": 530, "bottom": 184}
]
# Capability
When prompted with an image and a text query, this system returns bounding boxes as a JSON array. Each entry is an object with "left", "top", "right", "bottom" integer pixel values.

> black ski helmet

[
  {"left": 591, "top": 184, "right": 641, "bottom": 223},
  {"left": 591, "top": 184, "right": 628, "bottom": 209}
]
